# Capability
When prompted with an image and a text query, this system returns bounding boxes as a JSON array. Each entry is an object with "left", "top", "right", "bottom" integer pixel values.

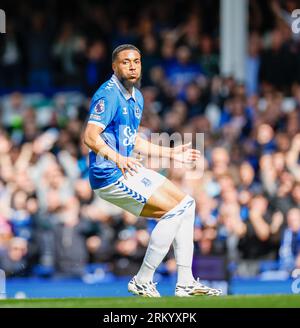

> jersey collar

[{"left": 111, "top": 74, "right": 136, "bottom": 102}]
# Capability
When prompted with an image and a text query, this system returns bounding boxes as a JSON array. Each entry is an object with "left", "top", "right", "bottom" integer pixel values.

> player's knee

[
  {"left": 158, "top": 195, "right": 196, "bottom": 220},
  {"left": 157, "top": 203, "right": 178, "bottom": 219},
  {"left": 187, "top": 196, "right": 196, "bottom": 210}
]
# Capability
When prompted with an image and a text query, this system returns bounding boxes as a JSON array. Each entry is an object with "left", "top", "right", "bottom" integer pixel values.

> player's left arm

[{"left": 134, "top": 133, "right": 201, "bottom": 163}]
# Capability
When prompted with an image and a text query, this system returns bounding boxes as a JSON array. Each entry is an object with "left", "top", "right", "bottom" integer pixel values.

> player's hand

[
  {"left": 116, "top": 155, "right": 143, "bottom": 179},
  {"left": 172, "top": 142, "right": 201, "bottom": 163}
]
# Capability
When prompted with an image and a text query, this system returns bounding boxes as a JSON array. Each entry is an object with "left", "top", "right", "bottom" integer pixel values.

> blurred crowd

[{"left": 0, "top": 0, "right": 300, "bottom": 280}]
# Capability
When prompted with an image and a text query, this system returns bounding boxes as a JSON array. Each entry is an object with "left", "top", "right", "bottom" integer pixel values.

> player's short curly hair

[{"left": 112, "top": 44, "right": 141, "bottom": 62}]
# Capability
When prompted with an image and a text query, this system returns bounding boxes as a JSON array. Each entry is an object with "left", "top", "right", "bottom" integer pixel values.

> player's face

[{"left": 113, "top": 50, "right": 141, "bottom": 85}]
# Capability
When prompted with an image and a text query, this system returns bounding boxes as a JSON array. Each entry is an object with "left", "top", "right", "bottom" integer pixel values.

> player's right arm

[
  {"left": 84, "top": 123, "right": 142, "bottom": 178},
  {"left": 83, "top": 94, "right": 142, "bottom": 178}
]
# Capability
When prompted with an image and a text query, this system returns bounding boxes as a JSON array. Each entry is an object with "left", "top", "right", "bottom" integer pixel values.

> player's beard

[{"left": 120, "top": 74, "right": 142, "bottom": 91}]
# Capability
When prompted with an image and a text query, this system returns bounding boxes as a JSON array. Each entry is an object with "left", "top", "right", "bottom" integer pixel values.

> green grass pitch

[{"left": 0, "top": 295, "right": 300, "bottom": 308}]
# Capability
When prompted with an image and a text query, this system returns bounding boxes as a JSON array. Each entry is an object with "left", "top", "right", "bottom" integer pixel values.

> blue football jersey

[{"left": 87, "top": 74, "right": 144, "bottom": 189}]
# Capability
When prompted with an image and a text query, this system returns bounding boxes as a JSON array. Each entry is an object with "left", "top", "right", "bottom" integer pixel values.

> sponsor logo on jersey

[
  {"left": 123, "top": 127, "right": 137, "bottom": 146},
  {"left": 123, "top": 107, "right": 128, "bottom": 115}
]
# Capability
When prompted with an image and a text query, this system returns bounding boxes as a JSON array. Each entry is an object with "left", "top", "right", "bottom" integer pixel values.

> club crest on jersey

[
  {"left": 135, "top": 106, "right": 141, "bottom": 119},
  {"left": 95, "top": 99, "right": 105, "bottom": 114}
]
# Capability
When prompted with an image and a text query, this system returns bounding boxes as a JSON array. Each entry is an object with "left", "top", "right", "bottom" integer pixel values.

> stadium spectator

[
  {"left": 0, "top": 22, "right": 23, "bottom": 88},
  {"left": 198, "top": 35, "right": 219, "bottom": 78},
  {"left": 165, "top": 45, "right": 204, "bottom": 98},
  {"left": 237, "top": 195, "right": 283, "bottom": 276},
  {"left": 52, "top": 22, "right": 86, "bottom": 86},
  {"left": 26, "top": 12, "right": 54, "bottom": 89},
  {"left": 246, "top": 32, "right": 261, "bottom": 96},
  {"left": 279, "top": 208, "right": 300, "bottom": 271},
  {"left": 259, "top": 29, "right": 297, "bottom": 94},
  {"left": 76, "top": 40, "right": 110, "bottom": 96},
  {"left": 0, "top": 237, "right": 29, "bottom": 277}
]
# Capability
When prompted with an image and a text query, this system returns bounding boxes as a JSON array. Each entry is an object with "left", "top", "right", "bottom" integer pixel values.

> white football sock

[
  {"left": 173, "top": 196, "right": 196, "bottom": 285},
  {"left": 135, "top": 195, "right": 191, "bottom": 284}
]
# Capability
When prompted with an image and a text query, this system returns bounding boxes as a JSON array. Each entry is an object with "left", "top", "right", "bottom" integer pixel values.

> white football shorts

[{"left": 93, "top": 166, "right": 166, "bottom": 216}]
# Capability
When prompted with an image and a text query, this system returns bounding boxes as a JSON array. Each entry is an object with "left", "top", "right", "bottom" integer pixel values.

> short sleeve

[{"left": 88, "top": 92, "right": 118, "bottom": 130}]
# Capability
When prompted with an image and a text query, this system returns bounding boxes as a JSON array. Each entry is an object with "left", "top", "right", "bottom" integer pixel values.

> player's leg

[
  {"left": 94, "top": 167, "right": 221, "bottom": 296},
  {"left": 136, "top": 179, "right": 195, "bottom": 285},
  {"left": 93, "top": 168, "right": 188, "bottom": 296},
  {"left": 128, "top": 181, "right": 189, "bottom": 297},
  {"left": 148, "top": 180, "right": 196, "bottom": 286},
  {"left": 137, "top": 176, "right": 221, "bottom": 297}
]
